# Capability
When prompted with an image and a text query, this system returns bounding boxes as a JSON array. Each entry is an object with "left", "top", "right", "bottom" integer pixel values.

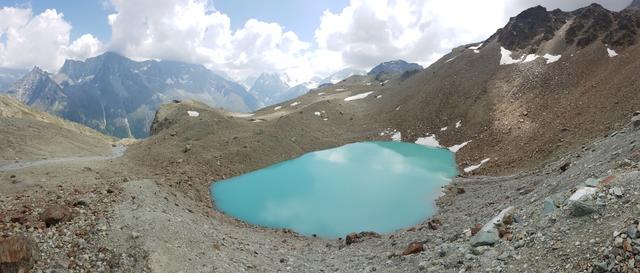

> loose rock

[{"left": 39, "top": 205, "right": 71, "bottom": 227}]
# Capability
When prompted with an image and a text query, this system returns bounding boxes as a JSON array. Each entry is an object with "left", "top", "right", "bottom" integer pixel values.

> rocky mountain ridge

[{"left": 2, "top": 52, "right": 258, "bottom": 138}]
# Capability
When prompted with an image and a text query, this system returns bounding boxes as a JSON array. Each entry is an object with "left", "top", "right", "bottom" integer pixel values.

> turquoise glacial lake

[{"left": 211, "top": 142, "right": 458, "bottom": 238}]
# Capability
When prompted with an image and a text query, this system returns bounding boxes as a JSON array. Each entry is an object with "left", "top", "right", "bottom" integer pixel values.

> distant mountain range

[
  {"left": 320, "top": 68, "right": 365, "bottom": 84},
  {"left": 0, "top": 50, "right": 425, "bottom": 138},
  {"left": 247, "top": 73, "right": 320, "bottom": 108},
  {"left": 0, "top": 68, "right": 27, "bottom": 91},
  {"left": 2, "top": 52, "right": 257, "bottom": 138}
]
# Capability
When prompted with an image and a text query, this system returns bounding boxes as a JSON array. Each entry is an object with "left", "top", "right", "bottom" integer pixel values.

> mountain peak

[
  {"left": 627, "top": 0, "right": 640, "bottom": 9},
  {"left": 367, "top": 60, "right": 422, "bottom": 76},
  {"left": 30, "top": 66, "right": 46, "bottom": 75},
  {"left": 495, "top": 5, "right": 568, "bottom": 51}
]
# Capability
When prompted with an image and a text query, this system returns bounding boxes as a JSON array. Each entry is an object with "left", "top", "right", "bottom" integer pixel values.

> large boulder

[
  {"left": 0, "top": 236, "right": 37, "bottom": 273},
  {"left": 40, "top": 205, "right": 71, "bottom": 227},
  {"left": 470, "top": 207, "right": 515, "bottom": 247},
  {"left": 632, "top": 115, "right": 640, "bottom": 130}
]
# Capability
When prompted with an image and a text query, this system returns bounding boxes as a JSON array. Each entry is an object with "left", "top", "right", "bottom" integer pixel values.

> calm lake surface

[{"left": 211, "top": 142, "right": 458, "bottom": 238}]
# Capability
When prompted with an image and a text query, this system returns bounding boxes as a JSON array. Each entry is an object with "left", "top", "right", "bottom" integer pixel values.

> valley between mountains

[{"left": 3, "top": 3, "right": 640, "bottom": 273}]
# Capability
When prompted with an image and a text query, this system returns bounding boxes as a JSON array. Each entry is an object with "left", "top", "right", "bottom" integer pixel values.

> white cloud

[
  {"left": 107, "top": 0, "right": 314, "bottom": 84},
  {"left": 66, "top": 34, "right": 105, "bottom": 61},
  {"left": 0, "top": 0, "right": 633, "bottom": 81},
  {"left": 0, "top": 7, "right": 105, "bottom": 72},
  {"left": 315, "top": 0, "right": 509, "bottom": 69}
]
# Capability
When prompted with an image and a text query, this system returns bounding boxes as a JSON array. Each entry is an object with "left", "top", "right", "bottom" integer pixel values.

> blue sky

[
  {"left": 2, "top": 0, "right": 112, "bottom": 41},
  {"left": 0, "top": 0, "right": 633, "bottom": 82},
  {"left": 2, "top": 0, "right": 350, "bottom": 42},
  {"left": 214, "top": 0, "right": 349, "bottom": 42}
]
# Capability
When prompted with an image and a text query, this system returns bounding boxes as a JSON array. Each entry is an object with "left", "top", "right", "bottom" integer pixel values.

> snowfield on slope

[
  {"left": 344, "top": 91, "right": 374, "bottom": 101},
  {"left": 415, "top": 135, "right": 441, "bottom": 148},
  {"left": 464, "top": 158, "right": 491, "bottom": 173}
]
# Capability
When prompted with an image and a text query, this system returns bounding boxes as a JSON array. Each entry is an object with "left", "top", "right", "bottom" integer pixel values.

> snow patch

[
  {"left": 440, "top": 127, "right": 448, "bottom": 131},
  {"left": 464, "top": 158, "right": 491, "bottom": 173},
  {"left": 456, "top": 120, "right": 462, "bottom": 128},
  {"left": 415, "top": 135, "right": 441, "bottom": 148},
  {"left": 448, "top": 141, "right": 471, "bottom": 153},
  {"left": 336, "top": 88, "right": 346, "bottom": 91},
  {"left": 344, "top": 91, "right": 374, "bottom": 101},
  {"left": 290, "top": 102, "right": 301, "bottom": 106},
  {"left": 314, "top": 111, "right": 321, "bottom": 116},
  {"left": 274, "top": 106, "right": 282, "bottom": 111},
  {"left": 317, "top": 92, "right": 325, "bottom": 96},
  {"left": 445, "top": 57, "right": 456, "bottom": 63},
  {"left": 543, "top": 54, "right": 561, "bottom": 64},
  {"left": 469, "top": 43, "right": 483, "bottom": 53},
  {"left": 376, "top": 95, "right": 383, "bottom": 99},
  {"left": 391, "top": 131, "right": 402, "bottom": 142},
  {"left": 187, "top": 111, "right": 200, "bottom": 117},
  {"left": 569, "top": 187, "right": 597, "bottom": 201},
  {"left": 522, "top": 54, "right": 539, "bottom": 63},
  {"left": 500, "top": 47, "right": 524, "bottom": 65},
  {"left": 607, "top": 48, "right": 618, "bottom": 58}
]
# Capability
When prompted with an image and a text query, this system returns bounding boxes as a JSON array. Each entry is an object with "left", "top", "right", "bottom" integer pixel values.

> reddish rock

[
  {"left": 0, "top": 236, "right": 36, "bottom": 273},
  {"left": 623, "top": 239, "right": 633, "bottom": 252},
  {"left": 345, "top": 232, "right": 381, "bottom": 245},
  {"left": 402, "top": 242, "right": 424, "bottom": 256},
  {"left": 40, "top": 205, "right": 71, "bottom": 227},
  {"left": 9, "top": 214, "right": 27, "bottom": 225},
  {"left": 345, "top": 233, "right": 359, "bottom": 245},
  {"left": 470, "top": 224, "right": 482, "bottom": 236}
]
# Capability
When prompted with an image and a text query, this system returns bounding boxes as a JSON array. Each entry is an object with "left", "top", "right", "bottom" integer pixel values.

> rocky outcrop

[
  {"left": 494, "top": 6, "right": 568, "bottom": 52},
  {"left": 0, "top": 236, "right": 37, "bottom": 273}
]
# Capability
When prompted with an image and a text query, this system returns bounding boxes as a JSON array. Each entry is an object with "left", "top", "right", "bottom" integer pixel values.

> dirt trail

[{"left": 0, "top": 145, "right": 127, "bottom": 172}]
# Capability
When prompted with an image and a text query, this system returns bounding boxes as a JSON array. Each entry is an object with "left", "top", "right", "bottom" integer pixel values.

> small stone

[
  {"left": 611, "top": 187, "right": 623, "bottom": 197},
  {"left": 584, "top": 178, "right": 599, "bottom": 188},
  {"left": 594, "top": 262, "right": 608, "bottom": 273},
  {"left": 623, "top": 239, "right": 633, "bottom": 252},
  {"left": 615, "top": 237, "right": 624, "bottom": 248},
  {"left": 627, "top": 225, "right": 639, "bottom": 239},
  {"left": 10, "top": 214, "right": 27, "bottom": 225},
  {"left": 401, "top": 242, "right": 424, "bottom": 256},
  {"left": 497, "top": 252, "right": 510, "bottom": 261},
  {"left": 632, "top": 115, "right": 640, "bottom": 130},
  {"left": 543, "top": 197, "right": 557, "bottom": 215},
  {"left": 73, "top": 199, "right": 89, "bottom": 207},
  {"left": 183, "top": 143, "right": 192, "bottom": 153},
  {"left": 513, "top": 240, "right": 525, "bottom": 249}
]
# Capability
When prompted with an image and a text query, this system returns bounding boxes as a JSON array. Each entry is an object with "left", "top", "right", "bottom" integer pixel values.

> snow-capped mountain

[
  {"left": 248, "top": 72, "right": 317, "bottom": 107},
  {"left": 320, "top": 68, "right": 365, "bottom": 84}
]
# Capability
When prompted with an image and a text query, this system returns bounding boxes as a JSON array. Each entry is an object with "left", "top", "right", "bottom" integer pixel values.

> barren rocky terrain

[{"left": 3, "top": 4, "right": 640, "bottom": 273}]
